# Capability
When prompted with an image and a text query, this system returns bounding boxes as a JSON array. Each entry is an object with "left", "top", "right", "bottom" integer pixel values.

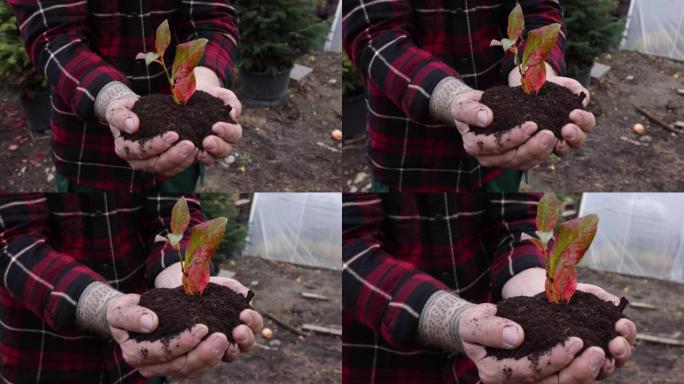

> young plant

[
  {"left": 490, "top": 3, "right": 561, "bottom": 94},
  {"left": 524, "top": 193, "right": 598, "bottom": 304},
  {"left": 136, "top": 20, "right": 208, "bottom": 105},
  {"left": 162, "top": 197, "right": 227, "bottom": 295}
]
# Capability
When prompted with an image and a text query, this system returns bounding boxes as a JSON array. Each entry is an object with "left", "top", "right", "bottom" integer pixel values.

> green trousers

[{"left": 55, "top": 164, "right": 202, "bottom": 193}]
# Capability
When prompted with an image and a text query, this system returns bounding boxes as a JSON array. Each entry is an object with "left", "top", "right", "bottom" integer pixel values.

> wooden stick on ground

[
  {"left": 301, "top": 292, "right": 330, "bottom": 301},
  {"left": 637, "top": 333, "right": 684, "bottom": 346},
  {"left": 258, "top": 309, "right": 307, "bottom": 337},
  {"left": 633, "top": 104, "right": 681, "bottom": 134},
  {"left": 301, "top": 324, "right": 342, "bottom": 336},
  {"left": 629, "top": 301, "right": 658, "bottom": 310}
]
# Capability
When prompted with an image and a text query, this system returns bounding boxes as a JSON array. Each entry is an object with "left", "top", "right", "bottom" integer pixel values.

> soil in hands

[
  {"left": 129, "top": 283, "right": 253, "bottom": 345},
  {"left": 479, "top": 82, "right": 586, "bottom": 139},
  {"left": 122, "top": 91, "right": 234, "bottom": 148},
  {"left": 486, "top": 291, "right": 629, "bottom": 363}
]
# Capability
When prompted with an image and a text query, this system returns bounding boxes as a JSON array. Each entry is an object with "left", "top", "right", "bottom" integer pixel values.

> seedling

[
  {"left": 161, "top": 197, "right": 227, "bottom": 295},
  {"left": 490, "top": 3, "right": 561, "bottom": 94},
  {"left": 523, "top": 193, "right": 598, "bottom": 304},
  {"left": 136, "top": 20, "right": 208, "bottom": 105}
]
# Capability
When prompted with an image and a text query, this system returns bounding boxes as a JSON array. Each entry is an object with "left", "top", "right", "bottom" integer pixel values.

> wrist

[
  {"left": 95, "top": 81, "right": 138, "bottom": 123},
  {"left": 416, "top": 290, "right": 474, "bottom": 352},
  {"left": 75, "top": 281, "right": 123, "bottom": 336},
  {"left": 428, "top": 76, "right": 472, "bottom": 124},
  {"left": 501, "top": 267, "right": 546, "bottom": 299}
]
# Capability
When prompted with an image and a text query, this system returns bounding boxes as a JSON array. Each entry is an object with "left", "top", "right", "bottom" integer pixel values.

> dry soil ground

[
  {"left": 0, "top": 52, "right": 342, "bottom": 192},
  {"left": 174, "top": 256, "right": 341, "bottom": 384}
]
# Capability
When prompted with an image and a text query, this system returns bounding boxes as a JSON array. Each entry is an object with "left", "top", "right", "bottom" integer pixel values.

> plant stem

[{"left": 156, "top": 59, "right": 173, "bottom": 89}]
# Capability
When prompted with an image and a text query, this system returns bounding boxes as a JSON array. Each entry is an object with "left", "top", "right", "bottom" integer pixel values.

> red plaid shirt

[
  {"left": 342, "top": 193, "right": 544, "bottom": 383},
  {"left": 0, "top": 193, "right": 203, "bottom": 384},
  {"left": 9, "top": 1, "right": 238, "bottom": 192},
  {"left": 342, "top": 0, "right": 566, "bottom": 191}
]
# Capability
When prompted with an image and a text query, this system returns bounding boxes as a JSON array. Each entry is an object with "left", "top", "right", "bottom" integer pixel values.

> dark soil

[
  {"left": 479, "top": 82, "right": 586, "bottom": 138},
  {"left": 486, "top": 291, "right": 628, "bottom": 362},
  {"left": 123, "top": 91, "right": 234, "bottom": 148},
  {"left": 130, "top": 283, "right": 253, "bottom": 344}
]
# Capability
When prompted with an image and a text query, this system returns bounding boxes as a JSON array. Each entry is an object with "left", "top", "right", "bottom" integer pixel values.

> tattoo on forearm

[
  {"left": 429, "top": 76, "right": 473, "bottom": 124},
  {"left": 75, "top": 282, "right": 122, "bottom": 336},
  {"left": 94, "top": 81, "right": 139, "bottom": 122},
  {"left": 417, "top": 290, "right": 474, "bottom": 352}
]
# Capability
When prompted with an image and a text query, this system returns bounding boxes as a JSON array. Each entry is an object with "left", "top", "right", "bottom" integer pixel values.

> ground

[
  {"left": 173, "top": 256, "right": 341, "bottom": 384},
  {"left": 576, "top": 267, "right": 684, "bottom": 384},
  {"left": 0, "top": 52, "right": 342, "bottom": 192},
  {"left": 343, "top": 50, "right": 684, "bottom": 192}
]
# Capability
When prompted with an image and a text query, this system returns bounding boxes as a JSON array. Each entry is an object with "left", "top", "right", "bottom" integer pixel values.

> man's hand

[
  {"left": 508, "top": 64, "right": 596, "bottom": 157},
  {"left": 451, "top": 90, "right": 557, "bottom": 170},
  {"left": 106, "top": 96, "right": 198, "bottom": 176},
  {"left": 460, "top": 303, "right": 585, "bottom": 383},
  {"left": 194, "top": 67, "right": 243, "bottom": 166}
]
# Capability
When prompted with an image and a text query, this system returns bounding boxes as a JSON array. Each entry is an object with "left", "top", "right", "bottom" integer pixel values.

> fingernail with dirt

[
  {"left": 502, "top": 325, "right": 519, "bottom": 348},
  {"left": 565, "top": 128, "right": 577, "bottom": 141},
  {"left": 140, "top": 313, "right": 154, "bottom": 332},
  {"left": 181, "top": 143, "right": 195, "bottom": 156},
  {"left": 205, "top": 140, "right": 217, "bottom": 151},
  {"left": 589, "top": 351, "right": 604, "bottom": 373},
  {"left": 125, "top": 117, "right": 136, "bottom": 132},
  {"left": 542, "top": 132, "right": 556, "bottom": 148},
  {"left": 523, "top": 123, "right": 537, "bottom": 135},
  {"left": 566, "top": 338, "right": 583, "bottom": 355},
  {"left": 163, "top": 132, "right": 177, "bottom": 145},
  {"left": 477, "top": 109, "right": 490, "bottom": 126},
  {"left": 211, "top": 335, "right": 227, "bottom": 355}
]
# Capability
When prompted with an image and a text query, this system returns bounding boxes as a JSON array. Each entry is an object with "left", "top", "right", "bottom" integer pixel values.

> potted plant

[
  {"left": 131, "top": 197, "right": 253, "bottom": 344},
  {"left": 342, "top": 54, "right": 366, "bottom": 139},
  {"left": 122, "top": 20, "right": 235, "bottom": 147},
  {"left": 562, "top": 0, "right": 624, "bottom": 86},
  {"left": 236, "top": 0, "right": 327, "bottom": 105},
  {"left": 486, "top": 193, "right": 628, "bottom": 363},
  {"left": 0, "top": 0, "right": 50, "bottom": 132},
  {"left": 480, "top": 4, "right": 587, "bottom": 139}
]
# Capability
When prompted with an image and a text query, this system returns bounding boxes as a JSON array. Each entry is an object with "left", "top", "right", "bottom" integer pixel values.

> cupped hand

[
  {"left": 451, "top": 90, "right": 557, "bottom": 170},
  {"left": 545, "top": 76, "right": 596, "bottom": 156},
  {"left": 460, "top": 303, "right": 584, "bottom": 383},
  {"left": 194, "top": 86, "right": 243, "bottom": 166},
  {"left": 106, "top": 96, "right": 198, "bottom": 176}
]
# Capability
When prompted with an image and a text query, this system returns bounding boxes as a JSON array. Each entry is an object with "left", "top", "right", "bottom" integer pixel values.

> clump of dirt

[
  {"left": 479, "top": 82, "right": 586, "bottom": 138},
  {"left": 129, "top": 283, "right": 253, "bottom": 344},
  {"left": 123, "top": 91, "right": 235, "bottom": 148},
  {"left": 486, "top": 291, "right": 629, "bottom": 361}
]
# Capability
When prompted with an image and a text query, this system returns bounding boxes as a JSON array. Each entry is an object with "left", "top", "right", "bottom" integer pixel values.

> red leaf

[
  {"left": 520, "top": 23, "right": 560, "bottom": 94},
  {"left": 182, "top": 217, "right": 227, "bottom": 295},
  {"left": 155, "top": 20, "right": 171, "bottom": 59},
  {"left": 522, "top": 62, "right": 547, "bottom": 94},
  {"left": 171, "top": 197, "right": 190, "bottom": 236},
  {"left": 171, "top": 38, "right": 208, "bottom": 83},
  {"left": 172, "top": 72, "right": 196, "bottom": 105}
]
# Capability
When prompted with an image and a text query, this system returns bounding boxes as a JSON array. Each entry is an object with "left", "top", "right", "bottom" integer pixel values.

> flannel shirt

[
  {"left": 342, "top": 0, "right": 566, "bottom": 191},
  {"left": 0, "top": 193, "right": 204, "bottom": 384},
  {"left": 342, "top": 193, "right": 545, "bottom": 383},
  {"left": 9, "top": 1, "right": 238, "bottom": 192}
]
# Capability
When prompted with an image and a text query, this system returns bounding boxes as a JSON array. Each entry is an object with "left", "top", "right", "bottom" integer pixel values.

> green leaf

[
  {"left": 155, "top": 19, "right": 171, "bottom": 59},
  {"left": 171, "top": 38, "right": 208, "bottom": 83},
  {"left": 507, "top": 3, "right": 524, "bottom": 41},
  {"left": 182, "top": 217, "right": 227, "bottom": 295},
  {"left": 171, "top": 196, "right": 190, "bottom": 235},
  {"left": 536, "top": 193, "right": 560, "bottom": 234},
  {"left": 502, "top": 38, "right": 517, "bottom": 53},
  {"left": 145, "top": 52, "right": 160, "bottom": 66},
  {"left": 521, "top": 23, "right": 561, "bottom": 94}
]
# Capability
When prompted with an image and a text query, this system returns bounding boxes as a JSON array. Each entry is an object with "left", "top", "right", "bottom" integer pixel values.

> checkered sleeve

[
  {"left": 342, "top": 0, "right": 460, "bottom": 122},
  {"left": 142, "top": 195, "right": 205, "bottom": 287},
  {"left": 343, "top": 193, "right": 449, "bottom": 348},
  {"left": 8, "top": 0, "right": 130, "bottom": 121},
  {"left": 484, "top": 193, "right": 545, "bottom": 301},
  {"left": 499, "top": 0, "right": 567, "bottom": 79},
  {"left": 176, "top": 1, "right": 239, "bottom": 87},
  {"left": 0, "top": 194, "right": 106, "bottom": 333}
]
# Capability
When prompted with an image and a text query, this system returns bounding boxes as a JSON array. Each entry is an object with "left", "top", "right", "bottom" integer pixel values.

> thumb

[
  {"left": 462, "top": 304, "right": 524, "bottom": 349},
  {"left": 451, "top": 91, "right": 493, "bottom": 128},
  {"left": 106, "top": 294, "right": 158, "bottom": 335},
  {"left": 106, "top": 98, "right": 140, "bottom": 134}
]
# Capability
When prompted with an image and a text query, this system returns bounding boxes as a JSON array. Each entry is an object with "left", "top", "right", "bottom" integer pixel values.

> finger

[
  {"left": 452, "top": 94, "right": 493, "bottom": 128},
  {"left": 550, "top": 77, "right": 591, "bottom": 106},
  {"left": 615, "top": 319, "right": 637, "bottom": 345},
  {"left": 197, "top": 151, "right": 218, "bottom": 166},
  {"left": 560, "top": 124, "right": 586, "bottom": 149},
  {"left": 576, "top": 284, "right": 620, "bottom": 305},
  {"left": 478, "top": 337, "right": 584, "bottom": 384},
  {"left": 212, "top": 122, "right": 242, "bottom": 143},
  {"left": 477, "top": 130, "right": 556, "bottom": 169},
  {"left": 107, "top": 99, "right": 140, "bottom": 134},
  {"left": 128, "top": 140, "right": 197, "bottom": 175},
  {"left": 569, "top": 110, "right": 596, "bottom": 133},
  {"left": 121, "top": 324, "right": 208, "bottom": 366},
  {"left": 106, "top": 295, "right": 158, "bottom": 336},
  {"left": 597, "top": 357, "right": 616, "bottom": 380},
  {"left": 233, "top": 324, "right": 256, "bottom": 352},
  {"left": 461, "top": 122, "right": 538, "bottom": 156},
  {"left": 114, "top": 132, "right": 179, "bottom": 161},
  {"left": 554, "top": 347, "right": 605, "bottom": 384},
  {"left": 240, "top": 309, "right": 264, "bottom": 334},
  {"left": 608, "top": 336, "right": 632, "bottom": 367},
  {"left": 554, "top": 139, "right": 570, "bottom": 157},
  {"left": 223, "top": 342, "right": 241, "bottom": 363},
  {"left": 172, "top": 332, "right": 228, "bottom": 378},
  {"left": 208, "top": 276, "right": 250, "bottom": 296},
  {"left": 459, "top": 304, "right": 524, "bottom": 349},
  {"left": 202, "top": 135, "right": 232, "bottom": 159}
]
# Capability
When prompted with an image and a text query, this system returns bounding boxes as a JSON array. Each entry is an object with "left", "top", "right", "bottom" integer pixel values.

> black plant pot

[
  {"left": 20, "top": 88, "right": 51, "bottom": 132},
  {"left": 342, "top": 93, "right": 367, "bottom": 139},
  {"left": 239, "top": 67, "right": 292, "bottom": 107},
  {"left": 569, "top": 66, "right": 592, "bottom": 88}
]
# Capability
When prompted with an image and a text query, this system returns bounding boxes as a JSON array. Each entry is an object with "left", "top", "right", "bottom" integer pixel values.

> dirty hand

[
  {"left": 451, "top": 90, "right": 556, "bottom": 170},
  {"left": 508, "top": 64, "right": 596, "bottom": 157},
  {"left": 107, "top": 293, "right": 229, "bottom": 379},
  {"left": 460, "top": 303, "right": 586, "bottom": 383},
  {"left": 154, "top": 262, "right": 263, "bottom": 363},
  {"left": 106, "top": 95, "right": 198, "bottom": 176},
  {"left": 194, "top": 67, "right": 243, "bottom": 166}
]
